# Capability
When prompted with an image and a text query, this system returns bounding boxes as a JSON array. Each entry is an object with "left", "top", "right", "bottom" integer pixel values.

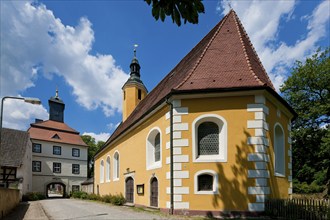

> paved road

[{"left": 4, "top": 199, "right": 188, "bottom": 220}]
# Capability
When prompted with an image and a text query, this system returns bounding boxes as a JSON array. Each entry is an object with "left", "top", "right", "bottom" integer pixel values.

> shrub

[
  {"left": 111, "top": 193, "right": 126, "bottom": 206},
  {"left": 23, "top": 192, "right": 46, "bottom": 201},
  {"left": 71, "top": 191, "right": 88, "bottom": 199},
  {"left": 102, "top": 194, "right": 113, "bottom": 203},
  {"left": 293, "top": 180, "right": 324, "bottom": 194},
  {"left": 87, "top": 193, "right": 101, "bottom": 200}
]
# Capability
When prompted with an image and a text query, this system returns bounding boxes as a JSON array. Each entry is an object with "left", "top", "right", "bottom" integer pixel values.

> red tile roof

[
  {"left": 100, "top": 10, "right": 281, "bottom": 151},
  {"left": 28, "top": 120, "right": 87, "bottom": 147}
]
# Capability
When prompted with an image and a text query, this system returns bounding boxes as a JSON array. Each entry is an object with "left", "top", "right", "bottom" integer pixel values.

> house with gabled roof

[
  {"left": 94, "top": 10, "right": 295, "bottom": 216},
  {"left": 28, "top": 90, "right": 88, "bottom": 197},
  {"left": 0, "top": 128, "right": 32, "bottom": 199}
]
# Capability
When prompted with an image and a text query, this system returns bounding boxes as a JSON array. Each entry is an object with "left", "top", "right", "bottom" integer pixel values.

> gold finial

[{"left": 134, "top": 44, "right": 138, "bottom": 57}]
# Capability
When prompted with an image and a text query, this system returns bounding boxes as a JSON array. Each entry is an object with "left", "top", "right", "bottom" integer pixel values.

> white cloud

[
  {"left": 218, "top": 0, "right": 330, "bottom": 91},
  {"left": 82, "top": 132, "right": 109, "bottom": 143},
  {"left": 2, "top": 98, "right": 48, "bottom": 130},
  {"left": 0, "top": 1, "right": 128, "bottom": 118}
]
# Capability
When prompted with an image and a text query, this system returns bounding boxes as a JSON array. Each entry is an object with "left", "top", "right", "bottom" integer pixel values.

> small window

[
  {"left": 72, "top": 164, "right": 80, "bottom": 174},
  {"left": 33, "top": 143, "right": 41, "bottom": 153},
  {"left": 53, "top": 162, "right": 61, "bottom": 173},
  {"left": 72, "top": 185, "right": 80, "bottom": 192},
  {"left": 53, "top": 146, "right": 61, "bottom": 155},
  {"left": 52, "top": 134, "right": 60, "bottom": 139},
  {"left": 194, "top": 170, "right": 218, "bottom": 194},
  {"left": 72, "top": 148, "right": 80, "bottom": 157},
  {"left": 124, "top": 91, "right": 126, "bottom": 100},
  {"left": 32, "top": 161, "right": 41, "bottom": 172},
  {"left": 198, "top": 174, "right": 213, "bottom": 191},
  {"left": 138, "top": 89, "right": 142, "bottom": 100}
]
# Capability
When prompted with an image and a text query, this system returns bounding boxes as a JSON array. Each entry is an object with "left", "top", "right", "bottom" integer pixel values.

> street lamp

[{"left": 0, "top": 96, "right": 41, "bottom": 145}]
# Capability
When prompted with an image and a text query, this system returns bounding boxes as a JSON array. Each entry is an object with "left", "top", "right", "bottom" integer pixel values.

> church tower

[
  {"left": 49, "top": 88, "right": 65, "bottom": 122},
  {"left": 122, "top": 47, "right": 147, "bottom": 121}
]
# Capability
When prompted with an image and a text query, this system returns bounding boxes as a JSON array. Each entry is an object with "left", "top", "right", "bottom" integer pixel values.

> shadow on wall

[{"left": 210, "top": 129, "right": 281, "bottom": 217}]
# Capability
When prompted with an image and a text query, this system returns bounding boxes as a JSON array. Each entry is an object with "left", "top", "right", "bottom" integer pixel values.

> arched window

[
  {"left": 194, "top": 170, "right": 218, "bottom": 194},
  {"left": 106, "top": 156, "right": 110, "bottom": 182},
  {"left": 100, "top": 160, "right": 104, "bottom": 183},
  {"left": 192, "top": 114, "right": 227, "bottom": 162},
  {"left": 274, "top": 124, "right": 285, "bottom": 176},
  {"left": 154, "top": 133, "right": 160, "bottom": 162},
  {"left": 146, "top": 127, "right": 162, "bottom": 170},
  {"left": 113, "top": 152, "right": 119, "bottom": 180},
  {"left": 198, "top": 122, "right": 219, "bottom": 155}
]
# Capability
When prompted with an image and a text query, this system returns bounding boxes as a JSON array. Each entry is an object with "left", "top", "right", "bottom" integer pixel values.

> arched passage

[{"left": 46, "top": 182, "right": 66, "bottom": 198}]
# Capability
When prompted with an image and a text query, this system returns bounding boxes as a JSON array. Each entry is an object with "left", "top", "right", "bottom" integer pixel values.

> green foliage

[
  {"left": 81, "top": 135, "right": 104, "bottom": 178},
  {"left": 281, "top": 47, "right": 330, "bottom": 191},
  {"left": 293, "top": 179, "right": 324, "bottom": 194},
  {"left": 23, "top": 192, "right": 46, "bottom": 201},
  {"left": 111, "top": 193, "right": 126, "bottom": 206},
  {"left": 71, "top": 191, "right": 88, "bottom": 199},
  {"left": 71, "top": 191, "right": 125, "bottom": 206},
  {"left": 144, "top": 0, "right": 205, "bottom": 26},
  {"left": 281, "top": 47, "right": 330, "bottom": 129},
  {"left": 87, "top": 193, "right": 101, "bottom": 201}
]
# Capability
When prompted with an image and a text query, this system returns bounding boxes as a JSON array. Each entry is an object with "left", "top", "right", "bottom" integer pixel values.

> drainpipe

[{"left": 166, "top": 98, "right": 174, "bottom": 215}]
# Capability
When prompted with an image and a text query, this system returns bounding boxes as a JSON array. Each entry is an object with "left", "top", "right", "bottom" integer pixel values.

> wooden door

[
  {"left": 150, "top": 177, "right": 158, "bottom": 207},
  {"left": 125, "top": 177, "right": 134, "bottom": 203}
]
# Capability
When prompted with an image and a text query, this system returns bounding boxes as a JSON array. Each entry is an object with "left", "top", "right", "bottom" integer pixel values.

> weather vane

[
  {"left": 228, "top": 0, "right": 232, "bottom": 9},
  {"left": 134, "top": 44, "right": 138, "bottom": 57}
]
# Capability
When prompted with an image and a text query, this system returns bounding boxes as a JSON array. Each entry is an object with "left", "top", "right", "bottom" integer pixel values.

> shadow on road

[{"left": 2, "top": 202, "right": 30, "bottom": 220}]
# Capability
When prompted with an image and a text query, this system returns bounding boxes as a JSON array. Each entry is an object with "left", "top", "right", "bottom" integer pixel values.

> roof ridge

[
  {"left": 174, "top": 11, "right": 231, "bottom": 90},
  {"left": 232, "top": 11, "right": 275, "bottom": 90}
]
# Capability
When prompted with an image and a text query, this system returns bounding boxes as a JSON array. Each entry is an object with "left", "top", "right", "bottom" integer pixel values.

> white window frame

[
  {"left": 113, "top": 151, "right": 120, "bottom": 181},
  {"left": 146, "top": 127, "right": 162, "bottom": 170},
  {"left": 192, "top": 114, "right": 228, "bottom": 162},
  {"left": 100, "top": 160, "right": 104, "bottom": 183},
  {"left": 106, "top": 156, "right": 111, "bottom": 182},
  {"left": 194, "top": 170, "right": 219, "bottom": 194},
  {"left": 274, "top": 123, "right": 285, "bottom": 177}
]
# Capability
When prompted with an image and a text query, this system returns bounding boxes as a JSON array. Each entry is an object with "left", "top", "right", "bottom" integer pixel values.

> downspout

[{"left": 166, "top": 98, "right": 174, "bottom": 215}]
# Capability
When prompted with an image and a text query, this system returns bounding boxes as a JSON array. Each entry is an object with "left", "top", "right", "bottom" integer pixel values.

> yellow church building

[{"left": 94, "top": 10, "right": 295, "bottom": 216}]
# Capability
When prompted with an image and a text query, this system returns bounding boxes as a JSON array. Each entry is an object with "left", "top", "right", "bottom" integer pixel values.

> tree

[
  {"left": 281, "top": 47, "right": 330, "bottom": 193},
  {"left": 145, "top": 0, "right": 205, "bottom": 26},
  {"left": 81, "top": 135, "right": 104, "bottom": 178}
]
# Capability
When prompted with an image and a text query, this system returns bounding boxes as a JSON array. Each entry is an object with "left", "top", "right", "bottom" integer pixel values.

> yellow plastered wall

[
  {"left": 95, "top": 106, "right": 169, "bottom": 208},
  {"left": 95, "top": 92, "right": 293, "bottom": 211},
  {"left": 180, "top": 96, "right": 255, "bottom": 211},
  {"left": 122, "top": 85, "right": 147, "bottom": 121},
  {"left": 266, "top": 96, "right": 292, "bottom": 199}
]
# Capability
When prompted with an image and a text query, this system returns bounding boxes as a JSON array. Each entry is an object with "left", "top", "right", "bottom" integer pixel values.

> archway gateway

[{"left": 46, "top": 182, "right": 66, "bottom": 198}]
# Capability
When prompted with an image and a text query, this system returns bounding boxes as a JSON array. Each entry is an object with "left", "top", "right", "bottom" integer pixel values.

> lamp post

[{"left": 0, "top": 96, "right": 41, "bottom": 145}]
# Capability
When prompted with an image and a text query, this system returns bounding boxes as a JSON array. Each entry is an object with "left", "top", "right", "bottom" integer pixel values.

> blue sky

[{"left": 1, "top": 0, "right": 329, "bottom": 142}]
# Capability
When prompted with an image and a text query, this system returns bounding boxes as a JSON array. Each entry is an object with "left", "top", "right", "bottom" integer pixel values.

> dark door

[
  {"left": 125, "top": 177, "right": 134, "bottom": 203},
  {"left": 150, "top": 177, "right": 158, "bottom": 207}
]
